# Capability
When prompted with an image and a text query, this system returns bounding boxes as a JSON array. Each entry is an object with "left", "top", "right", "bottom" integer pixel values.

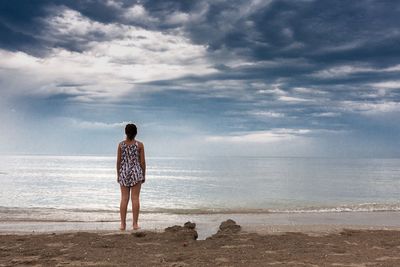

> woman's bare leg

[
  {"left": 120, "top": 185, "right": 130, "bottom": 230},
  {"left": 131, "top": 183, "right": 142, "bottom": 230}
]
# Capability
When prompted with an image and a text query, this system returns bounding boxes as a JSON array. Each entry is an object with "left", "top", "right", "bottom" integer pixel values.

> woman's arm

[
  {"left": 139, "top": 142, "right": 146, "bottom": 178},
  {"left": 116, "top": 144, "right": 121, "bottom": 182}
]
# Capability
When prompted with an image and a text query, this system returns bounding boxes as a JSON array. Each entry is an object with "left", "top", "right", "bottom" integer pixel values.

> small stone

[
  {"left": 219, "top": 219, "right": 241, "bottom": 233},
  {"left": 164, "top": 224, "right": 198, "bottom": 240},
  {"left": 133, "top": 232, "right": 146, "bottom": 238},
  {"left": 165, "top": 225, "right": 183, "bottom": 232},
  {"left": 184, "top": 221, "right": 196, "bottom": 229}
]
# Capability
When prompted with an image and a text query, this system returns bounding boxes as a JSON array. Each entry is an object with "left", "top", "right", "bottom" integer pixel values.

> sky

[{"left": 0, "top": 0, "right": 400, "bottom": 157}]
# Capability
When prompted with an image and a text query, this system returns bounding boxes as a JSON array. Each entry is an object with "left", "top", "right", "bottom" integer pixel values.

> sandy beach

[{"left": 2, "top": 214, "right": 400, "bottom": 266}]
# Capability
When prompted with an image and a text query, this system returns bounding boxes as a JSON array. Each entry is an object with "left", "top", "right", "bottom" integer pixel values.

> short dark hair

[{"left": 125, "top": 123, "right": 137, "bottom": 140}]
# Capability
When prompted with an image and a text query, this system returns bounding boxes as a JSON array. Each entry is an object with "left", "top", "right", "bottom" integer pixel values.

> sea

[{"left": 0, "top": 155, "right": 400, "bottom": 225}]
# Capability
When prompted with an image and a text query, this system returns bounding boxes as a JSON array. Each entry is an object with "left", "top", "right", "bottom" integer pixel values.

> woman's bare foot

[
  {"left": 133, "top": 223, "right": 140, "bottom": 230},
  {"left": 120, "top": 223, "right": 126, "bottom": 231}
]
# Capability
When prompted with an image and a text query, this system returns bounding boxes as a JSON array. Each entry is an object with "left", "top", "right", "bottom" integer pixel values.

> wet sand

[
  {"left": 2, "top": 211, "right": 400, "bottom": 239},
  {"left": 2, "top": 217, "right": 400, "bottom": 266}
]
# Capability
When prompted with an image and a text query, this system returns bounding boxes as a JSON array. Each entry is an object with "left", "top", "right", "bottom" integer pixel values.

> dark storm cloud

[
  {"left": 0, "top": 0, "right": 50, "bottom": 54},
  {"left": 2, "top": 0, "right": 399, "bottom": 66},
  {"left": 125, "top": 0, "right": 400, "bottom": 91},
  {"left": 0, "top": 0, "right": 125, "bottom": 54},
  {"left": 179, "top": 0, "right": 400, "bottom": 64}
]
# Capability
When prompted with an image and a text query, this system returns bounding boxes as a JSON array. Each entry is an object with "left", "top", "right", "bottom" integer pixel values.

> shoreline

[{"left": 2, "top": 211, "right": 400, "bottom": 239}]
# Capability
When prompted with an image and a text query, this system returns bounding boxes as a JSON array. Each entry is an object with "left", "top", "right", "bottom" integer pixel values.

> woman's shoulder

[
  {"left": 118, "top": 140, "right": 126, "bottom": 146},
  {"left": 135, "top": 140, "right": 144, "bottom": 148}
]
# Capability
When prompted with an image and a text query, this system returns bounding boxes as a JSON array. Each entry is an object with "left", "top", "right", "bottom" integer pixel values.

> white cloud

[
  {"left": 225, "top": 57, "right": 311, "bottom": 69},
  {"left": 255, "top": 83, "right": 322, "bottom": 104},
  {"left": 292, "top": 87, "right": 328, "bottom": 95},
  {"left": 122, "top": 4, "right": 159, "bottom": 24},
  {"left": 311, "top": 63, "right": 400, "bottom": 79},
  {"left": 314, "top": 40, "right": 364, "bottom": 54},
  {"left": 383, "top": 64, "right": 400, "bottom": 72},
  {"left": 278, "top": 96, "right": 311, "bottom": 103},
  {"left": 105, "top": 0, "right": 122, "bottom": 9},
  {"left": 0, "top": 7, "right": 217, "bottom": 102},
  {"left": 250, "top": 111, "right": 286, "bottom": 118},
  {"left": 206, "top": 128, "right": 311, "bottom": 143},
  {"left": 237, "top": 0, "right": 274, "bottom": 18},
  {"left": 257, "top": 82, "right": 287, "bottom": 95},
  {"left": 45, "top": 8, "right": 112, "bottom": 38},
  {"left": 371, "top": 81, "right": 400, "bottom": 89},
  {"left": 68, "top": 118, "right": 131, "bottom": 129},
  {"left": 340, "top": 101, "right": 400, "bottom": 114},
  {"left": 311, "top": 65, "right": 374, "bottom": 79},
  {"left": 165, "top": 12, "right": 190, "bottom": 25},
  {"left": 313, "top": 112, "right": 340, "bottom": 117}
]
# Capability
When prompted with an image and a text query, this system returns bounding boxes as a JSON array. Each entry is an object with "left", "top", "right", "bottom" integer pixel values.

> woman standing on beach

[{"left": 116, "top": 123, "right": 146, "bottom": 230}]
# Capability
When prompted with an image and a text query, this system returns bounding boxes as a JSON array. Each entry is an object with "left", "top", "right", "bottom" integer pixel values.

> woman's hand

[
  {"left": 116, "top": 144, "right": 121, "bottom": 184},
  {"left": 139, "top": 142, "right": 146, "bottom": 180}
]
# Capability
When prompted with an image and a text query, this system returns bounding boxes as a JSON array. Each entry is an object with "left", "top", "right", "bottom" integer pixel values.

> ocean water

[{"left": 0, "top": 155, "right": 400, "bottom": 222}]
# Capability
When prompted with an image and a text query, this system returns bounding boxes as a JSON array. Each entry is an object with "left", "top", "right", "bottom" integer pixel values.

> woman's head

[{"left": 125, "top": 123, "right": 137, "bottom": 140}]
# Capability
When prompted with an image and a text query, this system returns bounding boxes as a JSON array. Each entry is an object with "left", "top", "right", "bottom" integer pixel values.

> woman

[{"left": 116, "top": 123, "right": 146, "bottom": 230}]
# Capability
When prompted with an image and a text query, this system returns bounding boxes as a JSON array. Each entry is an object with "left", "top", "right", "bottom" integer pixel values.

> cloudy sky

[{"left": 1, "top": 0, "right": 400, "bottom": 157}]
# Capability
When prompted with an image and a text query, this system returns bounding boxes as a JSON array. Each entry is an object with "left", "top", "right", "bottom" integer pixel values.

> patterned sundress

[{"left": 118, "top": 141, "right": 145, "bottom": 187}]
